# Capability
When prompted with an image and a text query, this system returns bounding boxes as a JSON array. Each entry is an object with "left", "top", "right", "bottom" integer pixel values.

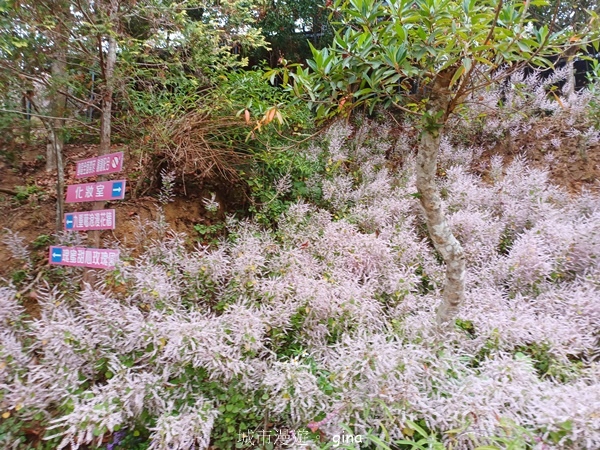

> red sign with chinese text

[
  {"left": 75, "top": 151, "right": 123, "bottom": 178},
  {"left": 49, "top": 246, "right": 119, "bottom": 269},
  {"left": 65, "top": 180, "right": 126, "bottom": 203},
  {"left": 64, "top": 209, "right": 116, "bottom": 231}
]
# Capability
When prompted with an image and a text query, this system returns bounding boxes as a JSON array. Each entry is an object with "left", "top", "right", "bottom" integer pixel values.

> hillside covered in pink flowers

[{"left": 2, "top": 67, "right": 600, "bottom": 449}]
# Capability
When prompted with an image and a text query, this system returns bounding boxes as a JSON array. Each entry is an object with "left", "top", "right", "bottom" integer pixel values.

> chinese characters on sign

[
  {"left": 66, "top": 180, "right": 126, "bottom": 203},
  {"left": 53, "top": 152, "right": 126, "bottom": 269},
  {"left": 49, "top": 246, "right": 119, "bottom": 269},
  {"left": 75, "top": 151, "right": 123, "bottom": 178},
  {"left": 64, "top": 209, "right": 116, "bottom": 231}
]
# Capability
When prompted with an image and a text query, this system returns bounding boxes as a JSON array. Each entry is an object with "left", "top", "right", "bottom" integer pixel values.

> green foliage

[
  {"left": 14, "top": 185, "right": 42, "bottom": 203},
  {"left": 203, "top": 68, "right": 320, "bottom": 226},
  {"left": 31, "top": 234, "right": 53, "bottom": 249},
  {"left": 0, "top": 410, "right": 63, "bottom": 450},
  {"left": 222, "top": 68, "right": 313, "bottom": 135},
  {"left": 587, "top": 57, "right": 600, "bottom": 129},
  {"left": 468, "top": 332, "right": 501, "bottom": 369},
  {"left": 245, "top": 146, "right": 323, "bottom": 226},
  {"left": 120, "top": 1, "right": 270, "bottom": 120},
  {"left": 327, "top": 402, "right": 543, "bottom": 450},
  {"left": 0, "top": 414, "right": 26, "bottom": 448},
  {"left": 0, "top": 108, "right": 27, "bottom": 157},
  {"left": 392, "top": 419, "right": 446, "bottom": 450},
  {"left": 455, "top": 318, "right": 475, "bottom": 338},
  {"left": 125, "top": 70, "right": 205, "bottom": 120},
  {"left": 253, "top": 0, "right": 333, "bottom": 64},
  {"left": 546, "top": 420, "right": 574, "bottom": 446},
  {"left": 1, "top": 0, "right": 271, "bottom": 153},
  {"left": 498, "top": 228, "right": 516, "bottom": 256},
  {"left": 282, "top": 0, "right": 583, "bottom": 125},
  {"left": 268, "top": 307, "right": 308, "bottom": 358},
  {"left": 164, "top": 367, "right": 264, "bottom": 450},
  {"left": 10, "top": 269, "right": 28, "bottom": 285},
  {"left": 212, "top": 386, "right": 263, "bottom": 449},
  {"left": 105, "top": 428, "right": 150, "bottom": 450},
  {"left": 415, "top": 264, "right": 435, "bottom": 295},
  {"left": 515, "top": 343, "right": 582, "bottom": 382},
  {"left": 194, "top": 222, "right": 226, "bottom": 245}
]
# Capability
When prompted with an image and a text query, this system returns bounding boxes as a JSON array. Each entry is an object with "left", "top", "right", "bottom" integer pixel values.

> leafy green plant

[
  {"left": 31, "top": 234, "right": 53, "bottom": 249},
  {"left": 498, "top": 228, "right": 516, "bottom": 256},
  {"left": 10, "top": 269, "right": 28, "bottom": 285},
  {"left": 455, "top": 318, "right": 476, "bottom": 338},
  {"left": 546, "top": 420, "right": 574, "bottom": 446},
  {"left": 393, "top": 420, "right": 446, "bottom": 450},
  {"left": 415, "top": 264, "right": 435, "bottom": 295},
  {"left": 0, "top": 410, "right": 63, "bottom": 450},
  {"left": 585, "top": 55, "right": 600, "bottom": 128},
  {"left": 0, "top": 413, "right": 26, "bottom": 448},
  {"left": 515, "top": 343, "right": 582, "bottom": 382},
  {"left": 163, "top": 367, "right": 265, "bottom": 450},
  {"left": 244, "top": 145, "right": 324, "bottom": 226},
  {"left": 14, "top": 184, "right": 42, "bottom": 202},
  {"left": 194, "top": 222, "right": 226, "bottom": 245},
  {"left": 104, "top": 428, "right": 151, "bottom": 450}
]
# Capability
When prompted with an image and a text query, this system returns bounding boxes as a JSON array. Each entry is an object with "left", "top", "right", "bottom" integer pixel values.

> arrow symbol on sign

[
  {"left": 66, "top": 217, "right": 73, "bottom": 225},
  {"left": 111, "top": 181, "right": 124, "bottom": 198},
  {"left": 52, "top": 252, "right": 61, "bottom": 259}
]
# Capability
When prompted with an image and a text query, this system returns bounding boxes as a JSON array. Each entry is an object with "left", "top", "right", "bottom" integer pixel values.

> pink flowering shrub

[
  {"left": 448, "top": 67, "right": 600, "bottom": 148},
  {"left": 1, "top": 74, "right": 600, "bottom": 449}
]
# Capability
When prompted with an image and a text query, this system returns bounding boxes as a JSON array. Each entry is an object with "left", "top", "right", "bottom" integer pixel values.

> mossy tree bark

[{"left": 415, "top": 86, "right": 465, "bottom": 326}]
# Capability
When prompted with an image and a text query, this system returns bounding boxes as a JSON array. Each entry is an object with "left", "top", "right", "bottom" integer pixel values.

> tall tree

[
  {"left": 0, "top": 0, "right": 74, "bottom": 229},
  {"left": 98, "top": 0, "right": 119, "bottom": 154},
  {"left": 286, "top": 0, "right": 598, "bottom": 325}
]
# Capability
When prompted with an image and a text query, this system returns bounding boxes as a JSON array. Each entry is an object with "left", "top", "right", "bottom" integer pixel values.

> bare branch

[
  {"left": 0, "top": 109, "right": 99, "bottom": 131},
  {"left": 483, "top": 0, "right": 503, "bottom": 47},
  {"left": 0, "top": 188, "right": 18, "bottom": 196},
  {"left": 391, "top": 101, "right": 424, "bottom": 117},
  {"left": 57, "top": 89, "right": 102, "bottom": 112}
]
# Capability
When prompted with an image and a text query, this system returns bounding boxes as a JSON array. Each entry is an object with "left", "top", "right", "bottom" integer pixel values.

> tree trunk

[
  {"left": 48, "top": 10, "right": 68, "bottom": 230},
  {"left": 99, "top": 28, "right": 117, "bottom": 155},
  {"left": 416, "top": 128, "right": 466, "bottom": 325},
  {"left": 22, "top": 91, "right": 32, "bottom": 144},
  {"left": 46, "top": 43, "right": 67, "bottom": 173},
  {"left": 52, "top": 127, "right": 65, "bottom": 231},
  {"left": 85, "top": 0, "right": 119, "bottom": 285},
  {"left": 46, "top": 132, "right": 58, "bottom": 171},
  {"left": 565, "top": 58, "right": 575, "bottom": 97}
]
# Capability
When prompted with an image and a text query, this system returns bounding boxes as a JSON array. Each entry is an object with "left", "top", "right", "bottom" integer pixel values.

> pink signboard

[
  {"left": 49, "top": 246, "right": 119, "bottom": 269},
  {"left": 64, "top": 209, "right": 115, "bottom": 231},
  {"left": 66, "top": 180, "right": 126, "bottom": 203},
  {"left": 75, "top": 151, "right": 124, "bottom": 178}
]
